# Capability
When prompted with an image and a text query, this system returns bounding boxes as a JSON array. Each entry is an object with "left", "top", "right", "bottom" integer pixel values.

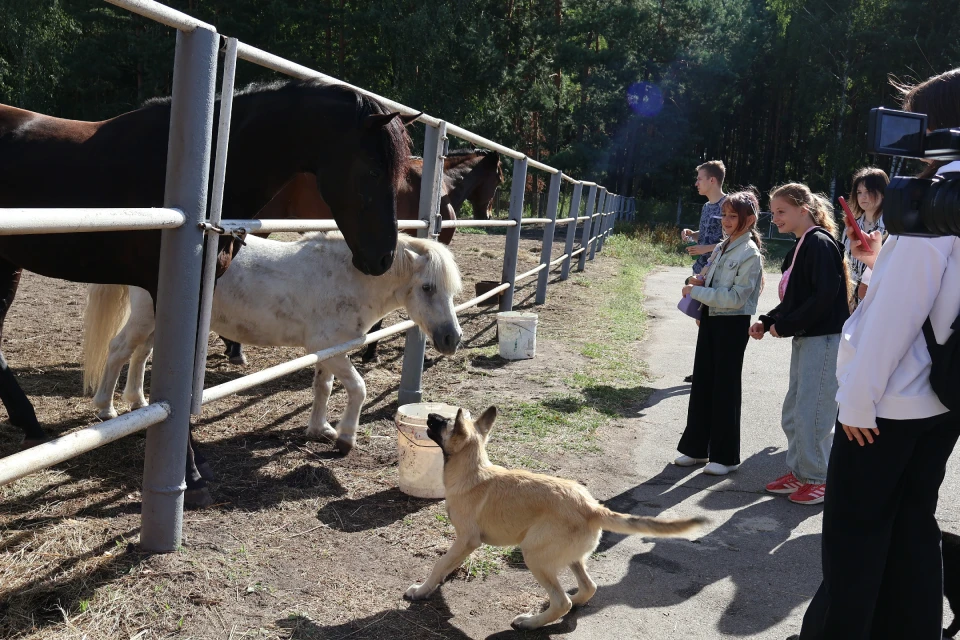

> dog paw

[
  {"left": 404, "top": 584, "right": 431, "bottom": 600},
  {"left": 510, "top": 613, "right": 542, "bottom": 630}
]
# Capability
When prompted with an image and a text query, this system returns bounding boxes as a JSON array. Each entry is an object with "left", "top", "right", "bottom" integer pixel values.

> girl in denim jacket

[{"left": 675, "top": 191, "right": 764, "bottom": 476}]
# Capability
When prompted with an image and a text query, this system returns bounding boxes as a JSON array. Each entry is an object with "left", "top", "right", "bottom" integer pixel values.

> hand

[
  {"left": 843, "top": 424, "right": 879, "bottom": 446},
  {"left": 682, "top": 284, "right": 694, "bottom": 297},
  {"left": 769, "top": 324, "right": 781, "bottom": 338},
  {"left": 689, "top": 274, "right": 705, "bottom": 286},
  {"left": 847, "top": 228, "right": 883, "bottom": 269},
  {"left": 686, "top": 244, "right": 712, "bottom": 256},
  {"left": 681, "top": 228, "right": 695, "bottom": 242},
  {"left": 749, "top": 321, "right": 765, "bottom": 340}
]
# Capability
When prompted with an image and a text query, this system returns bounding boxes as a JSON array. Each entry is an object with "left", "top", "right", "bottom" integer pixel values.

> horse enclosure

[{"left": 0, "top": 0, "right": 635, "bottom": 553}]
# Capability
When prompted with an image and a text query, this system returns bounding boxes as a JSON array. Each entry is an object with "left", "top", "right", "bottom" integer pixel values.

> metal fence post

[
  {"left": 499, "top": 156, "right": 528, "bottom": 311},
  {"left": 577, "top": 184, "right": 598, "bottom": 272},
  {"left": 191, "top": 36, "right": 237, "bottom": 416},
  {"left": 560, "top": 181, "right": 582, "bottom": 281},
  {"left": 535, "top": 171, "right": 562, "bottom": 305},
  {"left": 398, "top": 120, "right": 446, "bottom": 407},
  {"left": 141, "top": 25, "right": 218, "bottom": 553},
  {"left": 589, "top": 188, "right": 606, "bottom": 261}
]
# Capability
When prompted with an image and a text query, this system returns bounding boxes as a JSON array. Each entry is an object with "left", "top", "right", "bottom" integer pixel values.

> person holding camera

[
  {"left": 674, "top": 191, "right": 764, "bottom": 476},
  {"left": 749, "top": 183, "right": 851, "bottom": 505},
  {"left": 680, "top": 160, "right": 727, "bottom": 382},
  {"left": 795, "top": 69, "right": 960, "bottom": 640},
  {"left": 842, "top": 167, "right": 889, "bottom": 306}
]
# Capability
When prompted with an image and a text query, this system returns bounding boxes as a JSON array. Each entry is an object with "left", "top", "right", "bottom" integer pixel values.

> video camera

[{"left": 867, "top": 107, "right": 960, "bottom": 237}]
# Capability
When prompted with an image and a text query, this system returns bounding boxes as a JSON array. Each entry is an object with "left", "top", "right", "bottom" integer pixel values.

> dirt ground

[{"left": 0, "top": 229, "right": 643, "bottom": 640}]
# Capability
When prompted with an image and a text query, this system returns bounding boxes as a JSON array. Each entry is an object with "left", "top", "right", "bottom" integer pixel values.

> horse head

[
  {"left": 311, "top": 85, "right": 418, "bottom": 276},
  {"left": 395, "top": 237, "right": 462, "bottom": 355}
]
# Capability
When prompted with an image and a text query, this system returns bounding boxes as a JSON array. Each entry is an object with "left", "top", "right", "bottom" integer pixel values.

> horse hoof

[
  {"left": 228, "top": 354, "right": 248, "bottom": 366},
  {"left": 97, "top": 408, "right": 119, "bottom": 420},
  {"left": 335, "top": 438, "right": 354, "bottom": 456},
  {"left": 196, "top": 461, "right": 216, "bottom": 482},
  {"left": 18, "top": 437, "right": 48, "bottom": 451},
  {"left": 184, "top": 487, "right": 214, "bottom": 509},
  {"left": 305, "top": 423, "right": 337, "bottom": 443},
  {"left": 360, "top": 351, "right": 379, "bottom": 364}
]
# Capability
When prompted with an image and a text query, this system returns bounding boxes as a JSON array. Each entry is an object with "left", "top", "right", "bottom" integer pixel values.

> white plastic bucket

[
  {"left": 396, "top": 402, "right": 457, "bottom": 499},
  {"left": 497, "top": 311, "right": 538, "bottom": 360}
]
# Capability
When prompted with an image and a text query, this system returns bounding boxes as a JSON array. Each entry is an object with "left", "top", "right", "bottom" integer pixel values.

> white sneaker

[
  {"left": 702, "top": 462, "right": 740, "bottom": 476},
  {"left": 674, "top": 455, "right": 709, "bottom": 467}
]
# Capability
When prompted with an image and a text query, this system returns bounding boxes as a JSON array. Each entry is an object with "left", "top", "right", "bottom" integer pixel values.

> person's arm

[
  {"left": 771, "top": 235, "right": 843, "bottom": 337},
  {"left": 836, "top": 237, "right": 948, "bottom": 431},
  {"left": 690, "top": 253, "right": 762, "bottom": 310}
]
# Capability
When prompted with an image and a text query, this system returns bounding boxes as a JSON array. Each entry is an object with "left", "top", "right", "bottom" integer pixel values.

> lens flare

[{"left": 627, "top": 82, "right": 664, "bottom": 117}]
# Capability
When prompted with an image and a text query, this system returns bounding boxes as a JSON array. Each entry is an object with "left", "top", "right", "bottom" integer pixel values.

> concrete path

[{"left": 567, "top": 266, "right": 960, "bottom": 640}]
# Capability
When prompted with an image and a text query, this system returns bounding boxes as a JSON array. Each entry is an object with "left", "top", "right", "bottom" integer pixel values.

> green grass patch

[{"left": 461, "top": 545, "right": 524, "bottom": 579}]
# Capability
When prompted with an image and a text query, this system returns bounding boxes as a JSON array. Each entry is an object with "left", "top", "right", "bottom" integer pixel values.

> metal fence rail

[{"left": 0, "top": 0, "right": 638, "bottom": 554}]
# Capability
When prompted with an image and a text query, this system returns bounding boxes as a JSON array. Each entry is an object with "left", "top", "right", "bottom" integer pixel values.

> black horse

[{"left": 0, "top": 79, "right": 414, "bottom": 504}]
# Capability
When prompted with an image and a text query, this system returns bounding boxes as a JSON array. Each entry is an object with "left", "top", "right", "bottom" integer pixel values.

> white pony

[{"left": 83, "top": 232, "right": 463, "bottom": 454}]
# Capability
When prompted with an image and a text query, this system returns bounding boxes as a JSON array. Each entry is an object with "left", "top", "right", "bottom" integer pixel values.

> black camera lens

[{"left": 884, "top": 176, "right": 960, "bottom": 237}]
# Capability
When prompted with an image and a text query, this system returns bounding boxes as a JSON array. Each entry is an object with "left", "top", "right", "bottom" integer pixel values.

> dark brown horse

[
  {"left": 0, "top": 80, "right": 414, "bottom": 504},
  {"left": 218, "top": 148, "right": 503, "bottom": 365}
]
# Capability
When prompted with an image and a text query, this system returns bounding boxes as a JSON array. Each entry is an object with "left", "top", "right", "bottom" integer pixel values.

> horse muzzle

[{"left": 432, "top": 324, "right": 462, "bottom": 356}]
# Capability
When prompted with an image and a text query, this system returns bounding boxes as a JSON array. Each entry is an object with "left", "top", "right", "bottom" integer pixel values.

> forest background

[{"left": 2, "top": 0, "right": 959, "bottom": 216}]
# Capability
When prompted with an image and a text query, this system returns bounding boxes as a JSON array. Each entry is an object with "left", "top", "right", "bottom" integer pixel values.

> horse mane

[
  {"left": 141, "top": 79, "right": 412, "bottom": 190},
  {"left": 298, "top": 232, "right": 461, "bottom": 295}
]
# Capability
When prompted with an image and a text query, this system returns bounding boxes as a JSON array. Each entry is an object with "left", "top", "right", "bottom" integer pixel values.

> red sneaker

[
  {"left": 789, "top": 483, "right": 826, "bottom": 505},
  {"left": 766, "top": 472, "right": 803, "bottom": 495}
]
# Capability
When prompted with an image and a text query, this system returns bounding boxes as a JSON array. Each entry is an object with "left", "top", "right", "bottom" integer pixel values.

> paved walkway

[{"left": 567, "top": 266, "right": 960, "bottom": 639}]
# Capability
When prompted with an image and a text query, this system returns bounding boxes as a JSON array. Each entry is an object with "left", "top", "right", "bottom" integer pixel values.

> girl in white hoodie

[{"left": 797, "top": 68, "right": 960, "bottom": 640}]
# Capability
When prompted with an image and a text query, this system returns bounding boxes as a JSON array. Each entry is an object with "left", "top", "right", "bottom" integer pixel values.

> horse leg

[
  {"left": 324, "top": 354, "right": 366, "bottom": 455},
  {"left": 0, "top": 262, "right": 43, "bottom": 446},
  {"left": 304, "top": 362, "right": 337, "bottom": 443},
  {"left": 220, "top": 336, "right": 247, "bottom": 366},
  {"left": 184, "top": 430, "right": 212, "bottom": 507},
  {"left": 360, "top": 319, "right": 384, "bottom": 363},
  {"left": 93, "top": 326, "right": 146, "bottom": 420},
  {"left": 121, "top": 332, "right": 153, "bottom": 411}
]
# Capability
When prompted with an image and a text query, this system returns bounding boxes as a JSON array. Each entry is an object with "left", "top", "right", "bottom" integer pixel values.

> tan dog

[{"left": 404, "top": 406, "right": 707, "bottom": 630}]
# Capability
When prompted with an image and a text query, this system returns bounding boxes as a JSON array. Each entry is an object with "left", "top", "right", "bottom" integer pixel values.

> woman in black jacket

[{"left": 749, "top": 183, "right": 851, "bottom": 505}]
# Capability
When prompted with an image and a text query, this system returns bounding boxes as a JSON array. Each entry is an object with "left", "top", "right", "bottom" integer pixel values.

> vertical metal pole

[
  {"left": 598, "top": 194, "right": 613, "bottom": 251},
  {"left": 577, "top": 184, "right": 598, "bottom": 272},
  {"left": 141, "top": 26, "right": 218, "bottom": 553},
  {"left": 590, "top": 188, "right": 606, "bottom": 261},
  {"left": 535, "top": 172, "right": 562, "bottom": 305},
  {"left": 499, "top": 157, "right": 528, "bottom": 312},
  {"left": 560, "top": 181, "right": 582, "bottom": 281},
  {"left": 398, "top": 121, "right": 446, "bottom": 407},
  {"left": 191, "top": 36, "right": 237, "bottom": 416}
]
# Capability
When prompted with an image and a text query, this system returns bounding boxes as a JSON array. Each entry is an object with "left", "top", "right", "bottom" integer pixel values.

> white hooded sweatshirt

[{"left": 835, "top": 168, "right": 960, "bottom": 429}]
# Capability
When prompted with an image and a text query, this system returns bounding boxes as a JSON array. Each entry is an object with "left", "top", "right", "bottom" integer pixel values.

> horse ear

[
  {"left": 403, "top": 248, "right": 421, "bottom": 265},
  {"left": 399, "top": 112, "right": 422, "bottom": 127},
  {"left": 362, "top": 112, "right": 400, "bottom": 131}
]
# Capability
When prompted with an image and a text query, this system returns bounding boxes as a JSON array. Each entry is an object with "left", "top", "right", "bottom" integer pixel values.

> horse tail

[{"left": 82, "top": 284, "right": 131, "bottom": 396}]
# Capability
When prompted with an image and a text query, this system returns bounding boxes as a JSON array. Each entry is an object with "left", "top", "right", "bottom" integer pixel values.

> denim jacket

[{"left": 689, "top": 233, "right": 763, "bottom": 316}]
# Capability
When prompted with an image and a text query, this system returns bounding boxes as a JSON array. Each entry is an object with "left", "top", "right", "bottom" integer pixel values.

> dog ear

[
  {"left": 453, "top": 408, "right": 468, "bottom": 433},
  {"left": 474, "top": 406, "right": 497, "bottom": 438}
]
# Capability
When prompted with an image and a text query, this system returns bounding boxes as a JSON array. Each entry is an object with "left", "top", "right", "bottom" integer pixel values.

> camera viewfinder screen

[{"left": 879, "top": 112, "right": 924, "bottom": 154}]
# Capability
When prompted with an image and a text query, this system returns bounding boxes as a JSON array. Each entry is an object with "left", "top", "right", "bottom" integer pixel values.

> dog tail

[{"left": 593, "top": 507, "right": 707, "bottom": 537}]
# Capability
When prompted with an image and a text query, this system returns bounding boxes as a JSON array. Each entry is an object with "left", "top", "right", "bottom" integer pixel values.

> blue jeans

[{"left": 781, "top": 334, "right": 840, "bottom": 484}]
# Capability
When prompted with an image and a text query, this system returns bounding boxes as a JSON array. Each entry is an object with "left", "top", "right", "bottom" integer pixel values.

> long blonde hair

[{"left": 769, "top": 183, "right": 854, "bottom": 310}]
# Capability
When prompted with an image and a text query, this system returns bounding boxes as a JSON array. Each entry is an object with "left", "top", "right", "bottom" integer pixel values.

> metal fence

[{"left": 0, "top": 0, "right": 636, "bottom": 553}]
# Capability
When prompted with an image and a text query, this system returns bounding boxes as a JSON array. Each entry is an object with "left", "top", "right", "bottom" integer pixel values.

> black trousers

[
  {"left": 800, "top": 412, "right": 960, "bottom": 640},
  {"left": 677, "top": 310, "right": 750, "bottom": 466}
]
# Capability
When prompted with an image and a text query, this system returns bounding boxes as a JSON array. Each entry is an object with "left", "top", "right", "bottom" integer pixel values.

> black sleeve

[{"left": 773, "top": 233, "right": 843, "bottom": 337}]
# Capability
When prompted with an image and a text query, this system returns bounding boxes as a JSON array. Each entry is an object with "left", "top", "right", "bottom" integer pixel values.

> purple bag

[{"left": 677, "top": 294, "right": 702, "bottom": 320}]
